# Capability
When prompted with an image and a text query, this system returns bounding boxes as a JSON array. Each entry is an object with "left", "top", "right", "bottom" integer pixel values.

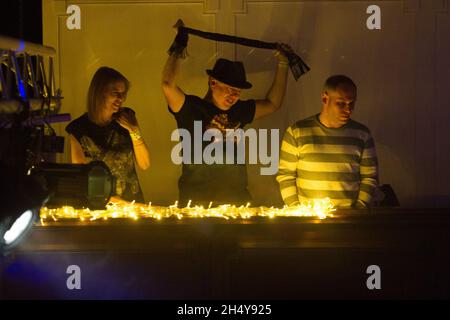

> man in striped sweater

[{"left": 276, "top": 75, "right": 378, "bottom": 209}]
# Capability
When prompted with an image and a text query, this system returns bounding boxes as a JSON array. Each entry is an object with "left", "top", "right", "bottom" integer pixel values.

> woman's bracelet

[
  {"left": 278, "top": 61, "right": 289, "bottom": 66},
  {"left": 130, "top": 128, "right": 143, "bottom": 141}
]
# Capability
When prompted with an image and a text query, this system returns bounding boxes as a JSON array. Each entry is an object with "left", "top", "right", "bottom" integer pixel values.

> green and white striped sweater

[{"left": 276, "top": 114, "right": 378, "bottom": 208}]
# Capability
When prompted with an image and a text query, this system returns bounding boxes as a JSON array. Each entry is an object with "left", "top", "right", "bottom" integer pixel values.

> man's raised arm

[
  {"left": 254, "top": 44, "right": 292, "bottom": 120},
  {"left": 162, "top": 53, "right": 185, "bottom": 113},
  {"left": 162, "top": 20, "right": 187, "bottom": 113}
]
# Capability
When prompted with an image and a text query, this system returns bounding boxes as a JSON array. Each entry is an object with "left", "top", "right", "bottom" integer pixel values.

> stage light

[
  {"left": 0, "top": 166, "right": 47, "bottom": 254},
  {"left": 2, "top": 209, "right": 38, "bottom": 251},
  {"left": 3, "top": 210, "right": 34, "bottom": 245},
  {"left": 33, "top": 161, "right": 115, "bottom": 210}
]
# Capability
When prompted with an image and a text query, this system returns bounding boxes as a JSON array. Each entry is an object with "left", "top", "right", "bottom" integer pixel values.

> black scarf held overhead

[{"left": 168, "top": 25, "right": 310, "bottom": 81}]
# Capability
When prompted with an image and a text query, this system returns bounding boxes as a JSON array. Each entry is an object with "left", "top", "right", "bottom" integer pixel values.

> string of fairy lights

[{"left": 39, "top": 198, "right": 336, "bottom": 225}]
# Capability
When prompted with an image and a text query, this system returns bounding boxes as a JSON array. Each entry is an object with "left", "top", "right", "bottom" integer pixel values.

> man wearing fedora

[{"left": 162, "top": 42, "right": 291, "bottom": 207}]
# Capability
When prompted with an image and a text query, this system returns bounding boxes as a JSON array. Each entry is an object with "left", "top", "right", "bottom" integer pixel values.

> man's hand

[
  {"left": 274, "top": 43, "right": 294, "bottom": 64},
  {"left": 353, "top": 199, "right": 369, "bottom": 209},
  {"left": 173, "top": 19, "right": 185, "bottom": 30},
  {"left": 170, "top": 18, "right": 188, "bottom": 55}
]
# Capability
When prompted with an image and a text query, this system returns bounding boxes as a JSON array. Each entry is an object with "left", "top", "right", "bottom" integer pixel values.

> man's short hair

[{"left": 323, "top": 75, "right": 357, "bottom": 91}]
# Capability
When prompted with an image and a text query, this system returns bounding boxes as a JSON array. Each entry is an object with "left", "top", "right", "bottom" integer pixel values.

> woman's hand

[
  {"left": 116, "top": 108, "right": 139, "bottom": 132},
  {"left": 115, "top": 107, "right": 151, "bottom": 170}
]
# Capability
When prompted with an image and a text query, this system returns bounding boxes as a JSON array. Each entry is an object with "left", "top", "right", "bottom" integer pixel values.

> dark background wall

[{"left": 0, "top": 0, "right": 42, "bottom": 43}]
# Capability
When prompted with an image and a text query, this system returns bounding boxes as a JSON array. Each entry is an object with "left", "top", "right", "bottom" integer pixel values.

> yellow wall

[{"left": 43, "top": 0, "right": 450, "bottom": 207}]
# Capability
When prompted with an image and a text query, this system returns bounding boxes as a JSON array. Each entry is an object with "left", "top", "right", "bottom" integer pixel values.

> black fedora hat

[{"left": 206, "top": 58, "right": 252, "bottom": 89}]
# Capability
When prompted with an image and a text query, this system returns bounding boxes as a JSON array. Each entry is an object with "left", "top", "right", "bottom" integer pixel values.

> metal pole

[{"left": 0, "top": 35, "right": 55, "bottom": 57}]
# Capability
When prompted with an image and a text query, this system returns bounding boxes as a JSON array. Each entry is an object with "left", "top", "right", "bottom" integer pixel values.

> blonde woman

[{"left": 66, "top": 67, "right": 150, "bottom": 203}]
